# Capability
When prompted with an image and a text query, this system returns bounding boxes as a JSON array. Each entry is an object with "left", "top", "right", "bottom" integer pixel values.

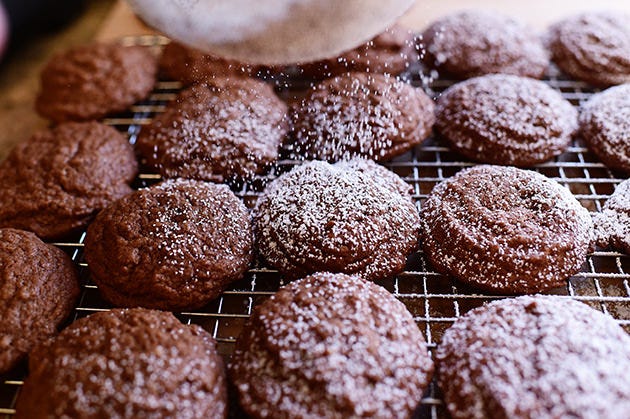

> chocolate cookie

[
  {"left": 0, "top": 122, "right": 137, "bottom": 239},
  {"left": 437, "top": 295, "right": 630, "bottom": 419},
  {"left": 15, "top": 308, "right": 227, "bottom": 418},
  {"left": 229, "top": 272, "right": 434, "bottom": 419},
  {"left": 422, "top": 11, "right": 549, "bottom": 79},
  {"left": 594, "top": 179, "right": 630, "bottom": 254},
  {"left": 36, "top": 42, "right": 157, "bottom": 122},
  {"left": 136, "top": 78, "right": 287, "bottom": 182},
  {"left": 159, "top": 41, "right": 257, "bottom": 85},
  {"left": 435, "top": 74, "right": 577, "bottom": 166},
  {"left": 287, "top": 72, "right": 434, "bottom": 162},
  {"left": 85, "top": 179, "right": 253, "bottom": 311},
  {"left": 579, "top": 84, "right": 630, "bottom": 173},
  {"left": 254, "top": 159, "right": 420, "bottom": 280},
  {"left": 294, "top": 25, "right": 417, "bottom": 79},
  {"left": 546, "top": 12, "right": 630, "bottom": 87},
  {"left": 0, "top": 228, "right": 79, "bottom": 374},
  {"left": 420, "top": 165, "right": 593, "bottom": 294}
]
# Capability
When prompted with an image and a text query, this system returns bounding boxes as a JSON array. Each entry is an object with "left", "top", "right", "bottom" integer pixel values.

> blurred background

[{"left": 0, "top": 0, "right": 629, "bottom": 159}]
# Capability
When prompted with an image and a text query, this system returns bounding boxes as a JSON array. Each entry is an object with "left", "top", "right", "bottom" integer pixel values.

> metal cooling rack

[{"left": 1, "top": 35, "right": 629, "bottom": 418}]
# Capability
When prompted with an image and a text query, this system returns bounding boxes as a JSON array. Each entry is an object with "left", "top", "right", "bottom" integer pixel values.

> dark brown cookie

[
  {"left": 36, "top": 42, "right": 157, "bottom": 122},
  {"left": 287, "top": 72, "right": 434, "bottom": 162},
  {"left": 294, "top": 25, "right": 418, "bottom": 79},
  {"left": 579, "top": 84, "right": 630, "bottom": 173},
  {"left": 437, "top": 295, "right": 630, "bottom": 419},
  {"left": 229, "top": 272, "right": 434, "bottom": 419},
  {"left": 0, "top": 122, "right": 137, "bottom": 240},
  {"left": 85, "top": 179, "right": 253, "bottom": 311},
  {"left": 159, "top": 41, "right": 258, "bottom": 85},
  {"left": 254, "top": 159, "right": 420, "bottom": 281},
  {"left": 0, "top": 228, "right": 79, "bottom": 374},
  {"left": 420, "top": 165, "right": 593, "bottom": 294},
  {"left": 546, "top": 12, "right": 630, "bottom": 87},
  {"left": 435, "top": 74, "right": 577, "bottom": 166},
  {"left": 422, "top": 11, "right": 549, "bottom": 79},
  {"left": 15, "top": 308, "right": 227, "bottom": 419},
  {"left": 594, "top": 179, "right": 630, "bottom": 254},
  {"left": 136, "top": 78, "right": 287, "bottom": 182}
]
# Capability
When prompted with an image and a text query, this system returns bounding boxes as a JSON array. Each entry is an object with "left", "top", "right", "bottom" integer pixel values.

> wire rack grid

[{"left": 1, "top": 35, "right": 629, "bottom": 418}]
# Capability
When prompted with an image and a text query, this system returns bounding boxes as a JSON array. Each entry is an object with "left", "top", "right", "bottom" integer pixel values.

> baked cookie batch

[{"left": 1, "top": 9, "right": 629, "bottom": 419}]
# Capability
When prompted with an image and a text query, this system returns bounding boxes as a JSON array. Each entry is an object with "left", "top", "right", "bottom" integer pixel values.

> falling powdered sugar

[{"left": 287, "top": 72, "right": 434, "bottom": 162}]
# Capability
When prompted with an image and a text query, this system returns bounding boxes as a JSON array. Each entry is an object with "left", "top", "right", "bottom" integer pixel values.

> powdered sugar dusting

[
  {"left": 84, "top": 178, "right": 253, "bottom": 310},
  {"left": 16, "top": 308, "right": 226, "bottom": 418},
  {"left": 422, "top": 10, "right": 549, "bottom": 79},
  {"left": 136, "top": 79, "right": 287, "bottom": 182},
  {"left": 594, "top": 178, "right": 630, "bottom": 254},
  {"left": 579, "top": 84, "right": 630, "bottom": 173},
  {"left": 253, "top": 159, "right": 420, "bottom": 280},
  {"left": 546, "top": 12, "right": 630, "bottom": 87},
  {"left": 435, "top": 74, "right": 577, "bottom": 166},
  {"left": 229, "top": 272, "right": 434, "bottom": 418},
  {"left": 287, "top": 72, "right": 434, "bottom": 162},
  {"left": 421, "top": 165, "right": 593, "bottom": 293},
  {"left": 437, "top": 295, "right": 630, "bottom": 419}
]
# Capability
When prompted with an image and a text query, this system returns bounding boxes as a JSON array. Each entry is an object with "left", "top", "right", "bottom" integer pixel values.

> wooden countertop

[{"left": 1, "top": 0, "right": 629, "bottom": 158}]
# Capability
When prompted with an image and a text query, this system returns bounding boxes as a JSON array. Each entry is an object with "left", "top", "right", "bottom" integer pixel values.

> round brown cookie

[
  {"left": 546, "top": 12, "right": 630, "bottom": 87},
  {"left": 85, "top": 179, "right": 253, "bottom": 311},
  {"left": 594, "top": 179, "right": 630, "bottom": 254},
  {"left": 579, "top": 84, "right": 630, "bottom": 173},
  {"left": 437, "top": 295, "right": 630, "bottom": 419},
  {"left": 421, "top": 11, "right": 549, "bottom": 79},
  {"left": 254, "top": 159, "right": 420, "bottom": 281},
  {"left": 136, "top": 78, "right": 287, "bottom": 182},
  {"left": 435, "top": 74, "right": 577, "bottom": 166},
  {"left": 159, "top": 41, "right": 258, "bottom": 85},
  {"left": 420, "top": 165, "right": 593, "bottom": 294},
  {"left": 287, "top": 72, "right": 434, "bottom": 162},
  {"left": 294, "top": 25, "right": 418, "bottom": 79},
  {"left": 0, "top": 122, "right": 137, "bottom": 240},
  {"left": 0, "top": 228, "right": 79, "bottom": 374},
  {"left": 15, "top": 308, "right": 227, "bottom": 419},
  {"left": 229, "top": 272, "right": 434, "bottom": 419},
  {"left": 36, "top": 42, "right": 157, "bottom": 122}
]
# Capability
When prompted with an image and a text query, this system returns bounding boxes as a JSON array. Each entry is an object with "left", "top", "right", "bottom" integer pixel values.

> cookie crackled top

[
  {"left": 254, "top": 159, "right": 420, "bottom": 280},
  {"left": 437, "top": 295, "right": 630, "bottom": 419},
  {"left": 15, "top": 308, "right": 227, "bottom": 419},
  {"left": 136, "top": 77, "right": 287, "bottom": 183},
  {"left": 229, "top": 272, "right": 433, "bottom": 419},
  {"left": 435, "top": 74, "right": 577, "bottom": 166},
  {"left": 579, "top": 84, "right": 630, "bottom": 174},
  {"left": 85, "top": 178, "right": 253, "bottom": 311},
  {"left": 421, "top": 165, "right": 593, "bottom": 294}
]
